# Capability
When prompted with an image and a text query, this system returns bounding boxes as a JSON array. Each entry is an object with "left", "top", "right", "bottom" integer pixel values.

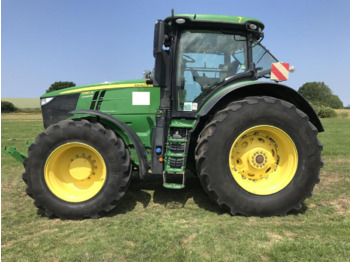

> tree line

[{"left": 297, "top": 82, "right": 344, "bottom": 118}]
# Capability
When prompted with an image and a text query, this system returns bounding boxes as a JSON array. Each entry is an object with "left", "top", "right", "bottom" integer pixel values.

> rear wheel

[
  {"left": 23, "top": 119, "right": 131, "bottom": 219},
  {"left": 195, "top": 97, "right": 323, "bottom": 216}
]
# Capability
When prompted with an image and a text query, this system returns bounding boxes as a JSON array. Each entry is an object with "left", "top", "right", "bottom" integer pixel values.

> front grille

[{"left": 42, "top": 94, "right": 80, "bottom": 128}]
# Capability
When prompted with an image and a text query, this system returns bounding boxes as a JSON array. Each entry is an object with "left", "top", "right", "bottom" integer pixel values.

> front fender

[
  {"left": 70, "top": 110, "right": 149, "bottom": 179},
  {"left": 198, "top": 81, "right": 324, "bottom": 132}
]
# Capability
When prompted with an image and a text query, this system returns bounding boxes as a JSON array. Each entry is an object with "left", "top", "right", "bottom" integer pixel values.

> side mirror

[
  {"left": 153, "top": 20, "right": 170, "bottom": 57},
  {"left": 153, "top": 20, "right": 165, "bottom": 56},
  {"left": 153, "top": 20, "right": 171, "bottom": 87}
]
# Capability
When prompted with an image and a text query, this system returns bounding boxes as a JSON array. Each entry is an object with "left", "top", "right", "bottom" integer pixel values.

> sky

[{"left": 2, "top": 0, "right": 350, "bottom": 106}]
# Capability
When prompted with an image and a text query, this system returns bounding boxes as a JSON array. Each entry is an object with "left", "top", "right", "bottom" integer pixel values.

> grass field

[
  {"left": 2, "top": 113, "right": 350, "bottom": 261},
  {"left": 2, "top": 98, "right": 40, "bottom": 109}
]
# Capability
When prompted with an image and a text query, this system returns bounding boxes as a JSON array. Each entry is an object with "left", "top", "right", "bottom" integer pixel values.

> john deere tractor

[{"left": 4, "top": 13, "right": 323, "bottom": 219}]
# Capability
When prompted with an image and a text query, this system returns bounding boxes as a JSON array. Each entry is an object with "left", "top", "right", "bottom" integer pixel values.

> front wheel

[
  {"left": 23, "top": 119, "right": 131, "bottom": 219},
  {"left": 195, "top": 97, "right": 323, "bottom": 216}
]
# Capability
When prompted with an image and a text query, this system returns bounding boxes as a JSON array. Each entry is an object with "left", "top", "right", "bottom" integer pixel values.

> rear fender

[
  {"left": 70, "top": 110, "right": 148, "bottom": 179},
  {"left": 198, "top": 82, "right": 324, "bottom": 132}
]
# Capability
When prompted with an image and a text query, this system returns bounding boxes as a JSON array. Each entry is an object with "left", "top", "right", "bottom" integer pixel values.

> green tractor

[{"left": 4, "top": 13, "right": 323, "bottom": 219}]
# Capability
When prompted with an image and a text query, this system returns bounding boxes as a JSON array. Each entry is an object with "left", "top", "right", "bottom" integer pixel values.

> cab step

[
  {"left": 163, "top": 183, "right": 185, "bottom": 189},
  {"left": 163, "top": 172, "right": 185, "bottom": 189}
]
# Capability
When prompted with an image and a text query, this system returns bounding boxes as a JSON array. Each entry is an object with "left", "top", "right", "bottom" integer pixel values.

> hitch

[{"left": 2, "top": 144, "right": 29, "bottom": 164}]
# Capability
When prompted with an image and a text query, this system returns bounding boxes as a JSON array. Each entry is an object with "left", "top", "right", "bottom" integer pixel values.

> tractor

[{"left": 4, "top": 12, "right": 323, "bottom": 219}]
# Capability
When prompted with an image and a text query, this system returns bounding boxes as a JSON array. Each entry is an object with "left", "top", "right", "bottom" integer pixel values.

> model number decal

[{"left": 82, "top": 91, "right": 94, "bottom": 95}]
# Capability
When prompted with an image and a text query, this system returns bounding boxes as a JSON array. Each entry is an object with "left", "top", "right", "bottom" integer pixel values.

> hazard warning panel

[{"left": 270, "top": 62, "right": 289, "bottom": 81}]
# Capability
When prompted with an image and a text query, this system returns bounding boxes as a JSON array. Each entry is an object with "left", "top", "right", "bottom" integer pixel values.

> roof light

[
  {"left": 249, "top": 24, "right": 258, "bottom": 30},
  {"left": 176, "top": 18, "right": 186, "bottom": 24}
]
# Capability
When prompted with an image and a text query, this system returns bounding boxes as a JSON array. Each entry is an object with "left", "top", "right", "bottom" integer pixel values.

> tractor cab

[{"left": 153, "top": 14, "right": 278, "bottom": 115}]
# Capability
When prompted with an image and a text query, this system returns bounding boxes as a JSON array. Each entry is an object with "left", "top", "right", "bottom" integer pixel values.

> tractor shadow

[
  {"left": 107, "top": 171, "right": 309, "bottom": 217},
  {"left": 107, "top": 170, "right": 224, "bottom": 217},
  {"left": 38, "top": 170, "right": 308, "bottom": 219}
]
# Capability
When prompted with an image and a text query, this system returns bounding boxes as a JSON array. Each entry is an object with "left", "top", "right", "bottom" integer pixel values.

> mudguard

[
  {"left": 198, "top": 82, "right": 324, "bottom": 132},
  {"left": 70, "top": 110, "right": 149, "bottom": 179}
]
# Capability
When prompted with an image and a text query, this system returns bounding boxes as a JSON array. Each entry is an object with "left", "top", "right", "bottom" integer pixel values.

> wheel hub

[
  {"left": 69, "top": 158, "right": 92, "bottom": 180},
  {"left": 228, "top": 125, "right": 298, "bottom": 195},
  {"left": 249, "top": 150, "right": 268, "bottom": 169}
]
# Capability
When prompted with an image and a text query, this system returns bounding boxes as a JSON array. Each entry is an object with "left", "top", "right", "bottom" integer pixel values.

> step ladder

[{"left": 163, "top": 124, "right": 190, "bottom": 189}]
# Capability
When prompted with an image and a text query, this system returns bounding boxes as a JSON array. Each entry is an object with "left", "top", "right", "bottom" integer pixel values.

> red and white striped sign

[{"left": 270, "top": 62, "right": 289, "bottom": 81}]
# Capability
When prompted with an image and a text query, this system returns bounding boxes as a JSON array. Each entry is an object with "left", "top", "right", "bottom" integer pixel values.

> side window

[
  {"left": 252, "top": 43, "right": 278, "bottom": 71},
  {"left": 176, "top": 31, "right": 247, "bottom": 111},
  {"left": 182, "top": 53, "right": 224, "bottom": 99}
]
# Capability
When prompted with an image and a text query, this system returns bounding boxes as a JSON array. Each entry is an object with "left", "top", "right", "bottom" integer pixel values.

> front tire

[
  {"left": 23, "top": 119, "right": 131, "bottom": 219},
  {"left": 195, "top": 97, "right": 323, "bottom": 216}
]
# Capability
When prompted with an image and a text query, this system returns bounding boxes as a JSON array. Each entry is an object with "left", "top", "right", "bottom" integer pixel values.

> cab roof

[{"left": 164, "top": 14, "right": 264, "bottom": 31}]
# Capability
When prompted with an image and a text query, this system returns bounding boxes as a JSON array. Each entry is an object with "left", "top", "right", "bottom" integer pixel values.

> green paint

[
  {"left": 198, "top": 80, "right": 259, "bottom": 115},
  {"left": 2, "top": 146, "right": 27, "bottom": 163},
  {"left": 169, "top": 119, "right": 196, "bottom": 129},
  {"left": 71, "top": 85, "right": 161, "bottom": 164},
  {"left": 163, "top": 183, "right": 185, "bottom": 189}
]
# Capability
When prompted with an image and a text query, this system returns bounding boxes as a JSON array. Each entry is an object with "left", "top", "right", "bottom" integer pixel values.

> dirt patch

[
  {"left": 319, "top": 171, "right": 341, "bottom": 187},
  {"left": 334, "top": 158, "right": 350, "bottom": 164},
  {"left": 327, "top": 199, "right": 350, "bottom": 215},
  {"left": 265, "top": 232, "right": 285, "bottom": 248},
  {"left": 127, "top": 241, "right": 136, "bottom": 247},
  {"left": 282, "top": 230, "right": 297, "bottom": 239},
  {"left": 182, "top": 233, "right": 198, "bottom": 246},
  {"left": 1, "top": 241, "right": 13, "bottom": 248}
]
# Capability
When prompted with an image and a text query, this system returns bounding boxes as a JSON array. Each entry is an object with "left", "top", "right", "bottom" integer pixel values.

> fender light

[{"left": 40, "top": 97, "right": 54, "bottom": 106}]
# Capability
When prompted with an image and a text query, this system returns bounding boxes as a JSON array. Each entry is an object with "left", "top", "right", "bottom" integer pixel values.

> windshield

[
  {"left": 176, "top": 30, "right": 248, "bottom": 111},
  {"left": 252, "top": 42, "right": 278, "bottom": 73}
]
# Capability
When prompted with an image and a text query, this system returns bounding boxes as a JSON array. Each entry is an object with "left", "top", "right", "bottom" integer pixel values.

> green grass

[
  {"left": 2, "top": 114, "right": 350, "bottom": 262},
  {"left": 2, "top": 98, "right": 40, "bottom": 109}
]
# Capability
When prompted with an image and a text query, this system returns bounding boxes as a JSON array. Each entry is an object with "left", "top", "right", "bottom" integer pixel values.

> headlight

[{"left": 40, "top": 97, "right": 54, "bottom": 106}]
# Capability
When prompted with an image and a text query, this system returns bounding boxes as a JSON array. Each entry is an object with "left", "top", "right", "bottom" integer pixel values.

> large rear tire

[
  {"left": 23, "top": 119, "right": 131, "bottom": 219},
  {"left": 195, "top": 97, "right": 323, "bottom": 216}
]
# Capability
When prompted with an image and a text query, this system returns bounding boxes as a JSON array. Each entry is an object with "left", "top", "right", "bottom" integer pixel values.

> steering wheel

[{"left": 183, "top": 54, "right": 195, "bottom": 63}]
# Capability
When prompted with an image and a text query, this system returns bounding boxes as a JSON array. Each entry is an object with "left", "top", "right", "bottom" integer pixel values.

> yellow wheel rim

[
  {"left": 228, "top": 125, "right": 298, "bottom": 195},
  {"left": 44, "top": 142, "right": 107, "bottom": 202}
]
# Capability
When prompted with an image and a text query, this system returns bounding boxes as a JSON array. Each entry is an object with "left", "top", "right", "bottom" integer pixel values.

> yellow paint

[
  {"left": 60, "top": 83, "right": 153, "bottom": 95},
  {"left": 82, "top": 91, "right": 94, "bottom": 95},
  {"left": 228, "top": 125, "right": 298, "bottom": 195},
  {"left": 44, "top": 142, "right": 107, "bottom": 202}
]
